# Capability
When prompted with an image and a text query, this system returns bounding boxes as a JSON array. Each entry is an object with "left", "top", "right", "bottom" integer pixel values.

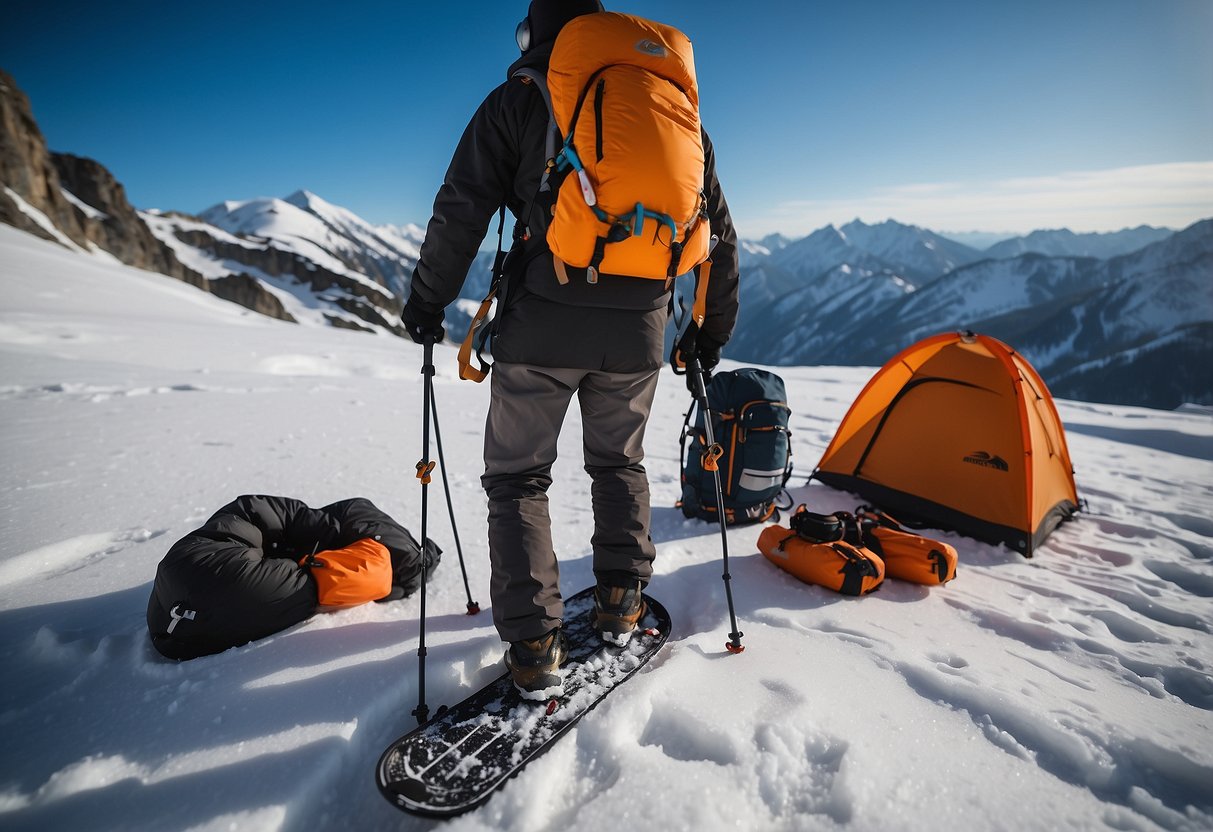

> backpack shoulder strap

[
  {"left": 512, "top": 68, "right": 559, "bottom": 193},
  {"left": 458, "top": 72, "right": 556, "bottom": 383}
]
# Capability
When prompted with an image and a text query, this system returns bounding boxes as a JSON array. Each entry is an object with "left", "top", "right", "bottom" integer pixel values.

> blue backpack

[{"left": 679, "top": 368, "right": 793, "bottom": 524}]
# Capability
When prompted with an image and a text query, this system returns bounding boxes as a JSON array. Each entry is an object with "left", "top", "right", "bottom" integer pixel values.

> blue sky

[{"left": 3, "top": 0, "right": 1211, "bottom": 237}]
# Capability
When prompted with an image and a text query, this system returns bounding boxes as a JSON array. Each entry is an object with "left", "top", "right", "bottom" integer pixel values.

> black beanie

[{"left": 526, "top": 0, "right": 604, "bottom": 50}]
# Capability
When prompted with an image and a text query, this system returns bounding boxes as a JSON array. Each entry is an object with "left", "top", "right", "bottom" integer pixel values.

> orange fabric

[
  {"left": 816, "top": 332, "right": 1078, "bottom": 551},
  {"left": 546, "top": 12, "right": 709, "bottom": 279},
  {"left": 457, "top": 287, "right": 496, "bottom": 382},
  {"left": 865, "top": 526, "right": 958, "bottom": 585},
  {"left": 301, "top": 538, "right": 393, "bottom": 608},
  {"left": 758, "top": 524, "right": 885, "bottom": 596}
]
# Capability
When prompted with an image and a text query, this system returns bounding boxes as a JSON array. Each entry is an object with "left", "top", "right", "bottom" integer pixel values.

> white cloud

[{"left": 749, "top": 161, "right": 1213, "bottom": 237}]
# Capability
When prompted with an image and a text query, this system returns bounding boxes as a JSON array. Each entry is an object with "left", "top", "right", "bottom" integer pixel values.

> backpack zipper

[{"left": 594, "top": 78, "right": 605, "bottom": 162}]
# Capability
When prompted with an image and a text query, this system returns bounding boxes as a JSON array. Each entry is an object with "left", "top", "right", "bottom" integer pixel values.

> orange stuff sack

[
  {"left": 858, "top": 509, "right": 958, "bottom": 585},
  {"left": 300, "top": 537, "right": 393, "bottom": 608},
  {"left": 546, "top": 12, "right": 710, "bottom": 281},
  {"left": 758, "top": 524, "right": 885, "bottom": 596}
]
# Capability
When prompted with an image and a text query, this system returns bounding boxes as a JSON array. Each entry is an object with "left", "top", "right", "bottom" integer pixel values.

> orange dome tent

[{"left": 813, "top": 331, "right": 1079, "bottom": 557}]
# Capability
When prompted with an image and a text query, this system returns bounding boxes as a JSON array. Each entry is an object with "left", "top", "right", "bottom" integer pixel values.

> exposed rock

[
  {"left": 53, "top": 151, "right": 189, "bottom": 278},
  {"left": 1, "top": 69, "right": 293, "bottom": 326},
  {"left": 0, "top": 68, "right": 89, "bottom": 247},
  {"left": 158, "top": 221, "right": 405, "bottom": 334},
  {"left": 208, "top": 273, "right": 295, "bottom": 323}
]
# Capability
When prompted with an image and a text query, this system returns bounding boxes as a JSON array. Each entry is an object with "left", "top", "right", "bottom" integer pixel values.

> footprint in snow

[
  {"left": 752, "top": 722, "right": 853, "bottom": 823},
  {"left": 0, "top": 528, "right": 167, "bottom": 585},
  {"left": 638, "top": 705, "right": 739, "bottom": 766}
]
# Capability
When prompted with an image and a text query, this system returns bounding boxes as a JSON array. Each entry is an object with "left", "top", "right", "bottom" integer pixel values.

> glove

[
  {"left": 696, "top": 332, "right": 724, "bottom": 373},
  {"left": 684, "top": 331, "right": 725, "bottom": 393},
  {"left": 401, "top": 297, "right": 445, "bottom": 345}
]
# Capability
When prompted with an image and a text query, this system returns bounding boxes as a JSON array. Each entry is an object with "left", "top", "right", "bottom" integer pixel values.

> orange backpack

[
  {"left": 457, "top": 12, "right": 714, "bottom": 384},
  {"left": 300, "top": 537, "right": 393, "bottom": 608},
  {"left": 545, "top": 12, "right": 711, "bottom": 283}
]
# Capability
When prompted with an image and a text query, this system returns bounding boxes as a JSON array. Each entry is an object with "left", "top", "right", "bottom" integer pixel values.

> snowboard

[{"left": 376, "top": 585, "right": 670, "bottom": 818}]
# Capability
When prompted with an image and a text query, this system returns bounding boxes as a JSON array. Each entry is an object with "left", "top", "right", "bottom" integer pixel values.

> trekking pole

[
  {"left": 412, "top": 336, "right": 436, "bottom": 725},
  {"left": 687, "top": 354, "right": 745, "bottom": 654},
  {"left": 428, "top": 385, "right": 480, "bottom": 615}
]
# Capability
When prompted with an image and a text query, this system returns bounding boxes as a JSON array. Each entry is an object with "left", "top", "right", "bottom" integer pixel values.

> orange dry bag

[
  {"left": 758, "top": 519, "right": 885, "bottom": 596},
  {"left": 300, "top": 537, "right": 393, "bottom": 608},
  {"left": 858, "top": 507, "right": 958, "bottom": 585}
]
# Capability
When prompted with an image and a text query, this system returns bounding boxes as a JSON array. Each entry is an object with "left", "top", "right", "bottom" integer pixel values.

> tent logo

[{"left": 963, "top": 450, "right": 1009, "bottom": 471}]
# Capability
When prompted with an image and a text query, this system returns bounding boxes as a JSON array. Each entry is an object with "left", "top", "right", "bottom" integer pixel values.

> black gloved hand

[
  {"left": 401, "top": 298, "right": 445, "bottom": 345},
  {"left": 684, "top": 331, "right": 724, "bottom": 394},
  {"left": 696, "top": 332, "right": 724, "bottom": 373}
]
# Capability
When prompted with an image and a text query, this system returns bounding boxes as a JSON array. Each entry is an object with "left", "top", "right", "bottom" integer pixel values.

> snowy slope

[{"left": 1, "top": 224, "right": 1212, "bottom": 832}]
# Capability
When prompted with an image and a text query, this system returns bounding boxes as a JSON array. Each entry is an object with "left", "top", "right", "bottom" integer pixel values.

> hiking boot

[
  {"left": 592, "top": 578, "right": 647, "bottom": 646},
  {"left": 504, "top": 629, "right": 568, "bottom": 701}
]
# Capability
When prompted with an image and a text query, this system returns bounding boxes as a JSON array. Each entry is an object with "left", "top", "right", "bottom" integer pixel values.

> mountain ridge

[{"left": 1, "top": 71, "right": 1207, "bottom": 409}]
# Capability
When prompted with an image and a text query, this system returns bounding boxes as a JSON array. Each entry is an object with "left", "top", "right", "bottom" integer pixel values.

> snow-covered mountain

[
  {"left": 3, "top": 223, "right": 1212, "bottom": 832},
  {"left": 937, "top": 229, "right": 1019, "bottom": 250},
  {"left": 2, "top": 70, "right": 1207, "bottom": 410},
  {"left": 739, "top": 232, "right": 793, "bottom": 265},
  {"left": 1, "top": 71, "right": 420, "bottom": 337},
  {"left": 830, "top": 218, "right": 983, "bottom": 280},
  {"left": 143, "top": 202, "right": 409, "bottom": 336},
  {"left": 142, "top": 189, "right": 434, "bottom": 336},
  {"left": 198, "top": 190, "right": 423, "bottom": 299},
  {"left": 761, "top": 219, "right": 982, "bottom": 286},
  {"left": 984, "top": 225, "right": 1174, "bottom": 260},
  {"left": 731, "top": 218, "right": 1212, "bottom": 410}
]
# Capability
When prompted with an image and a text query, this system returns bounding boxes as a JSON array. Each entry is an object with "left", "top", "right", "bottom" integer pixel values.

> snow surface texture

[{"left": 1, "top": 223, "right": 1211, "bottom": 831}]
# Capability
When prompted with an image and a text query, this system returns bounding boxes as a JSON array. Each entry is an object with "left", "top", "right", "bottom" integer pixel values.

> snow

[
  {"left": 1, "top": 223, "right": 1212, "bottom": 832},
  {"left": 3, "top": 187, "right": 84, "bottom": 251},
  {"left": 141, "top": 211, "right": 252, "bottom": 280},
  {"left": 141, "top": 210, "right": 262, "bottom": 250},
  {"left": 59, "top": 187, "right": 108, "bottom": 221}
]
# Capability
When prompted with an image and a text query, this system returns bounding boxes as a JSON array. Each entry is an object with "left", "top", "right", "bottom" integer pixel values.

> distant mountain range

[
  {"left": 1, "top": 69, "right": 1209, "bottom": 410},
  {"left": 728, "top": 218, "right": 1211, "bottom": 410}
]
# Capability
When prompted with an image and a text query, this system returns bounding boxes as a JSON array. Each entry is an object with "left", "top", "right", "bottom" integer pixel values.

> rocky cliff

[
  {"left": 1, "top": 69, "right": 292, "bottom": 324},
  {"left": 0, "top": 69, "right": 90, "bottom": 248}
]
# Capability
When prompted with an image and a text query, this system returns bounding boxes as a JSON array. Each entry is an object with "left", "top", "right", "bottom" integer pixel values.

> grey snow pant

[{"left": 481, "top": 362, "right": 660, "bottom": 643}]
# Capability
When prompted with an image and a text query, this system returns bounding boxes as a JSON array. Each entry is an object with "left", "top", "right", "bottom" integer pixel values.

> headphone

[{"left": 515, "top": 18, "right": 531, "bottom": 52}]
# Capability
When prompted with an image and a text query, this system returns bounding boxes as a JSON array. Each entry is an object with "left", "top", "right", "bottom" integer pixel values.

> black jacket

[{"left": 409, "top": 43, "right": 740, "bottom": 372}]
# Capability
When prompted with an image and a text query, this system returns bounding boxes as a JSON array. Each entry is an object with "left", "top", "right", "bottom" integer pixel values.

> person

[{"left": 400, "top": 0, "right": 740, "bottom": 699}]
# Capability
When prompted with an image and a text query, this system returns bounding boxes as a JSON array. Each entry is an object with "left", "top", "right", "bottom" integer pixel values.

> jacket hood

[{"left": 507, "top": 40, "right": 554, "bottom": 80}]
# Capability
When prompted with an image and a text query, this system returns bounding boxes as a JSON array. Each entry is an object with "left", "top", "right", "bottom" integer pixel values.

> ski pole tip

[{"left": 725, "top": 631, "right": 745, "bottom": 654}]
